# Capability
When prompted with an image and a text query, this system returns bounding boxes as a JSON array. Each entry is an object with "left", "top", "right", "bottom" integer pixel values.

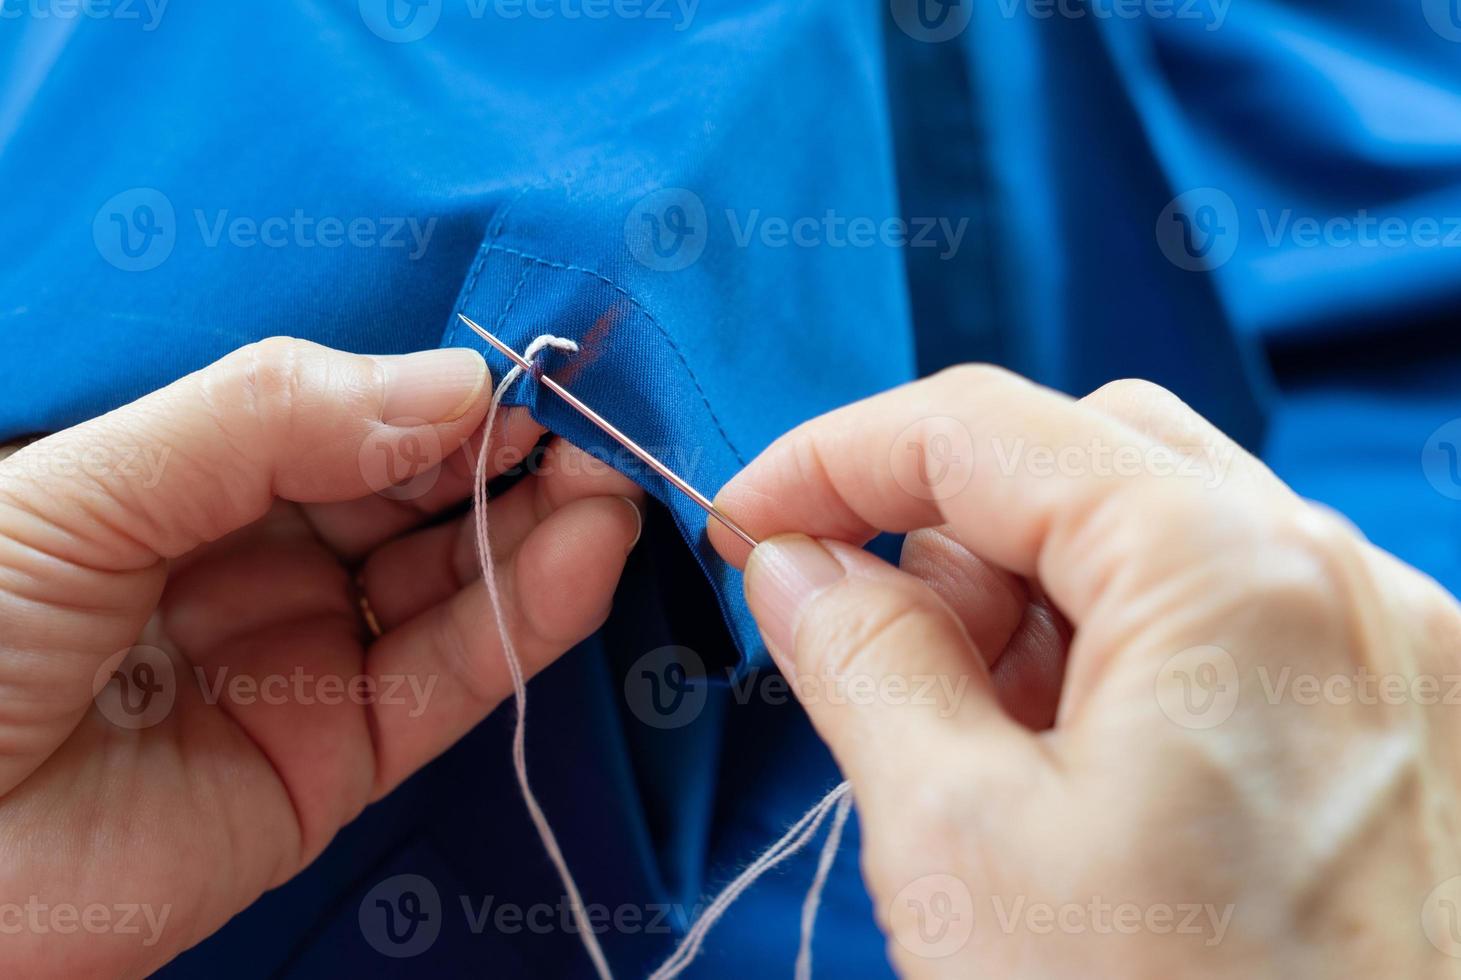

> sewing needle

[{"left": 457, "top": 314, "right": 760, "bottom": 550}]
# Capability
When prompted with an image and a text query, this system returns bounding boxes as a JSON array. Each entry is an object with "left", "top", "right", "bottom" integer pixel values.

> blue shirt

[{"left": 2, "top": 2, "right": 1458, "bottom": 975}]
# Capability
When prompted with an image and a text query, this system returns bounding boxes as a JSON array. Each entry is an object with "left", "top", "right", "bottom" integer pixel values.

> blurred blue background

[{"left": 1, "top": 0, "right": 1459, "bottom": 975}]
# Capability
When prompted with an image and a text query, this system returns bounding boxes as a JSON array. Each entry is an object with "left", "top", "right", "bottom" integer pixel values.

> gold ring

[{"left": 355, "top": 573, "right": 384, "bottom": 640}]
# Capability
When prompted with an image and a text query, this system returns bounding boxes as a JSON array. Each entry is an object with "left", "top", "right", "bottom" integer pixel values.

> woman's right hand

[{"left": 711, "top": 367, "right": 1461, "bottom": 978}]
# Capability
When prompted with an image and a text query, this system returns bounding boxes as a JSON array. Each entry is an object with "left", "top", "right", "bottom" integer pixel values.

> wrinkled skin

[
  {"left": 712, "top": 369, "right": 1461, "bottom": 979},
  {"left": 0, "top": 339, "right": 643, "bottom": 977}
]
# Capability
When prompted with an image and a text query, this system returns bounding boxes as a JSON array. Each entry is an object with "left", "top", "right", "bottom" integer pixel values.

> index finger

[{"left": 710, "top": 365, "right": 1278, "bottom": 627}]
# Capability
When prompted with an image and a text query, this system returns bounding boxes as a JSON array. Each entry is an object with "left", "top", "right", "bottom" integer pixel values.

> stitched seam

[
  {"left": 489, "top": 184, "right": 534, "bottom": 241},
  {"left": 492, "top": 265, "right": 534, "bottom": 335},
  {"left": 481, "top": 243, "right": 746, "bottom": 465},
  {"left": 450, "top": 185, "right": 536, "bottom": 347}
]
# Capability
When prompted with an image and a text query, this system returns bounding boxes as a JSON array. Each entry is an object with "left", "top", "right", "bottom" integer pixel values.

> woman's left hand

[{"left": 0, "top": 338, "right": 644, "bottom": 978}]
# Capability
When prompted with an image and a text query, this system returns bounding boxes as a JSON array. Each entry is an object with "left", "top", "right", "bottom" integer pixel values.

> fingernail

[
  {"left": 378, "top": 348, "right": 488, "bottom": 424},
  {"left": 746, "top": 534, "right": 845, "bottom": 665},
  {"left": 617, "top": 496, "right": 644, "bottom": 552}
]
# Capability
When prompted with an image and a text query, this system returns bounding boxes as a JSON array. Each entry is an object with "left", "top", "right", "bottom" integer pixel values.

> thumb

[
  {"left": 743, "top": 534, "right": 1032, "bottom": 796},
  {"left": 3, "top": 337, "right": 490, "bottom": 569},
  {"left": 0, "top": 337, "right": 489, "bottom": 790}
]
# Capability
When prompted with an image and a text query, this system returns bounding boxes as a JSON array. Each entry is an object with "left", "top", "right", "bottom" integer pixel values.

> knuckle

[
  {"left": 785, "top": 428, "right": 838, "bottom": 500},
  {"left": 1220, "top": 505, "right": 1364, "bottom": 636},
  {"left": 1095, "top": 487, "right": 1383, "bottom": 658},
  {"left": 934, "top": 361, "right": 1017, "bottom": 394},
  {"left": 1269, "top": 505, "right": 1357, "bottom": 593},
  {"left": 1087, "top": 376, "right": 1178, "bottom": 407},
  {"left": 206, "top": 337, "right": 352, "bottom": 467},
  {"left": 235, "top": 336, "right": 309, "bottom": 425},
  {"left": 187, "top": 338, "right": 320, "bottom": 492}
]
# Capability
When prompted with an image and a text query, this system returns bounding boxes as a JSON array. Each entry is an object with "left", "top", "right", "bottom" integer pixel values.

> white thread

[
  {"left": 796, "top": 788, "right": 853, "bottom": 980},
  {"left": 649, "top": 780, "right": 853, "bottom": 980},
  {"left": 475, "top": 334, "right": 614, "bottom": 980},
  {"left": 475, "top": 335, "right": 855, "bottom": 980}
]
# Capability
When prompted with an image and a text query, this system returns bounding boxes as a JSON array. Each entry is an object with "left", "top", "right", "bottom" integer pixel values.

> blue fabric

[{"left": 1, "top": 2, "right": 1459, "bottom": 977}]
